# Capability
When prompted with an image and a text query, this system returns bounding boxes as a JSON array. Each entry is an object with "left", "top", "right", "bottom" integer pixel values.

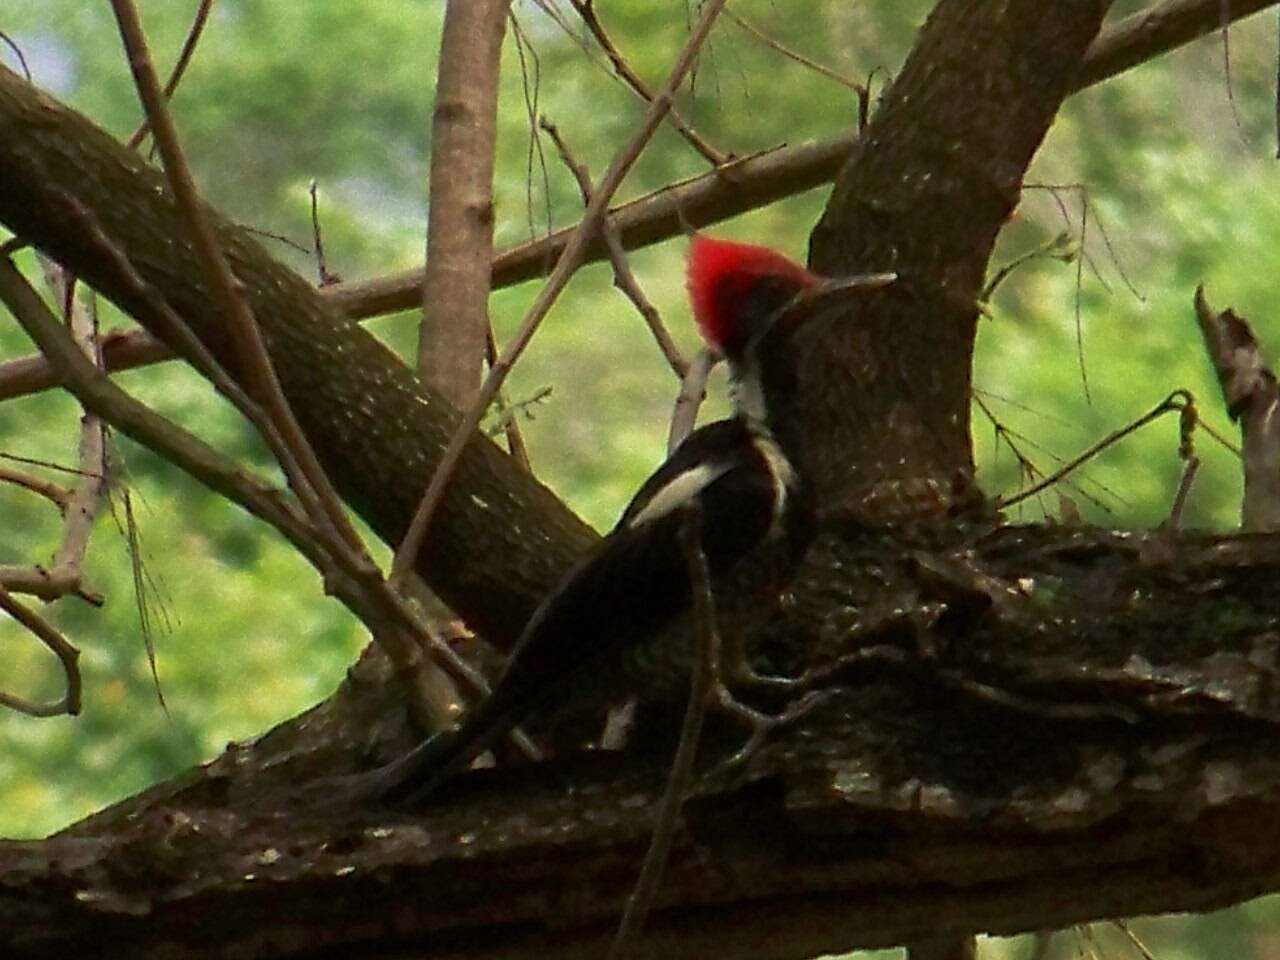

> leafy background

[{"left": 2, "top": 2, "right": 1278, "bottom": 956}]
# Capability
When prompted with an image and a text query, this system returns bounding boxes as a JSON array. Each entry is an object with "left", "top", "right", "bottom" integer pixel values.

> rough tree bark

[{"left": 4, "top": 2, "right": 1280, "bottom": 959}]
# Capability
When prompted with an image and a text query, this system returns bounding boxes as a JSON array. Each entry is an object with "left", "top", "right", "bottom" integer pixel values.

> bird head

[
  {"left": 686, "top": 234, "right": 895, "bottom": 428},
  {"left": 686, "top": 234, "right": 820, "bottom": 367}
]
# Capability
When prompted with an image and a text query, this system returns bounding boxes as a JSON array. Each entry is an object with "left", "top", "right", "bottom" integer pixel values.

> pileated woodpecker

[{"left": 365, "top": 235, "right": 884, "bottom": 804}]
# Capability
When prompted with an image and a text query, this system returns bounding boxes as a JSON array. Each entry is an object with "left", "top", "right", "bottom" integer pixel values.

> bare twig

[
  {"left": 420, "top": 0, "right": 511, "bottom": 406},
  {"left": 724, "top": 8, "right": 865, "bottom": 92},
  {"left": 111, "top": 0, "right": 372, "bottom": 563},
  {"left": 976, "top": 393, "right": 1120, "bottom": 516},
  {"left": 389, "top": 0, "right": 731, "bottom": 591},
  {"left": 48, "top": 287, "right": 110, "bottom": 593},
  {"left": 507, "top": 11, "right": 549, "bottom": 243},
  {"left": 981, "top": 232, "right": 1075, "bottom": 303},
  {"left": 568, "top": 0, "right": 728, "bottom": 166},
  {"left": 124, "top": 0, "right": 215, "bottom": 150},
  {"left": 540, "top": 117, "right": 688, "bottom": 378},
  {"left": 484, "top": 325, "right": 533, "bottom": 470},
  {"left": 0, "top": 465, "right": 70, "bottom": 510},
  {"left": 669, "top": 347, "right": 719, "bottom": 453},
  {"left": 610, "top": 505, "right": 715, "bottom": 957},
  {"left": 998, "top": 391, "right": 1193, "bottom": 510},
  {"left": 309, "top": 181, "right": 342, "bottom": 287},
  {"left": 0, "top": 30, "right": 32, "bottom": 81},
  {"left": 1113, "top": 921, "right": 1160, "bottom": 960},
  {"left": 0, "top": 583, "right": 82, "bottom": 718}
]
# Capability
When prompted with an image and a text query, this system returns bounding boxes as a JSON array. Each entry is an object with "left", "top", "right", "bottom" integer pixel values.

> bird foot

[
  {"left": 708, "top": 683, "right": 834, "bottom": 777},
  {"left": 726, "top": 660, "right": 807, "bottom": 694}
]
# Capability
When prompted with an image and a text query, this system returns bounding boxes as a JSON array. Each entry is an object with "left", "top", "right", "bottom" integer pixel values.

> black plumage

[{"left": 361, "top": 235, "right": 855, "bottom": 805}]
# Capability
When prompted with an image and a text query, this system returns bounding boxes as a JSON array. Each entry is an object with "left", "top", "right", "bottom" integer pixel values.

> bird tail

[{"left": 358, "top": 698, "right": 517, "bottom": 806}]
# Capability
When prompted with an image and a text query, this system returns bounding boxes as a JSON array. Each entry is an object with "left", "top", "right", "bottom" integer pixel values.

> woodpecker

[{"left": 363, "top": 235, "right": 883, "bottom": 804}]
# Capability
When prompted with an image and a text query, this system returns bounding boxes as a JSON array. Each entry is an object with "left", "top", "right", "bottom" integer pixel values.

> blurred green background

[{"left": 2, "top": 2, "right": 1278, "bottom": 955}]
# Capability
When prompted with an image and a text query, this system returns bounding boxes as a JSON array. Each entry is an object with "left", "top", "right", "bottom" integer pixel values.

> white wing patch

[{"left": 625, "top": 462, "right": 733, "bottom": 529}]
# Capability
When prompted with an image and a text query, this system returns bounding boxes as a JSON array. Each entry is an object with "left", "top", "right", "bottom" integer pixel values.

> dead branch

[{"left": 1193, "top": 286, "right": 1280, "bottom": 531}]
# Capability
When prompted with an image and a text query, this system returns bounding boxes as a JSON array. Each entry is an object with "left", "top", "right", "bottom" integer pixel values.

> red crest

[{"left": 686, "top": 234, "right": 818, "bottom": 351}]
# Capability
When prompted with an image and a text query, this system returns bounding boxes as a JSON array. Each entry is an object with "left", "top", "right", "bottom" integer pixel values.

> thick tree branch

[{"left": 5, "top": 524, "right": 1280, "bottom": 958}]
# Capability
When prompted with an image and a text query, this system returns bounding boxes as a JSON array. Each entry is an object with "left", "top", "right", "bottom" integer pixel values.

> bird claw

[
  {"left": 708, "top": 684, "right": 834, "bottom": 778},
  {"left": 726, "top": 660, "right": 806, "bottom": 694}
]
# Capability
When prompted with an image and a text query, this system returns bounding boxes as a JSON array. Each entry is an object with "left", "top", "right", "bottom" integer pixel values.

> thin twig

[
  {"left": 976, "top": 393, "right": 1118, "bottom": 515},
  {"left": 540, "top": 117, "right": 688, "bottom": 378},
  {"left": 124, "top": 0, "right": 215, "bottom": 150},
  {"left": 0, "top": 30, "right": 32, "bottom": 81},
  {"left": 998, "top": 391, "right": 1193, "bottom": 510},
  {"left": 110, "top": 0, "right": 369, "bottom": 563},
  {"left": 508, "top": 11, "right": 553, "bottom": 243},
  {"left": 389, "top": 0, "right": 731, "bottom": 591},
  {"left": 0, "top": 583, "right": 82, "bottom": 718},
  {"left": 610, "top": 505, "right": 716, "bottom": 957},
  {"left": 309, "top": 181, "right": 342, "bottom": 286},
  {"left": 0, "top": 465, "right": 70, "bottom": 510},
  {"left": 0, "top": 256, "right": 502, "bottom": 733},
  {"left": 669, "top": 347, "right": 718, "bottom": 453},
  {"left": 724, "top": 8, "right": 865, "bottom": 92},
  {"left": 47, "top": 274, "right": 110, "bottom": 595},
  {"left": 1112, "top": 921, "right": 1159, "bottom": 960},
  {"left": 484, "top": 324, "right": 533, "bottom": 470},
  {"left": 569, "top": 0, "right": 729, "bottom": 165}
]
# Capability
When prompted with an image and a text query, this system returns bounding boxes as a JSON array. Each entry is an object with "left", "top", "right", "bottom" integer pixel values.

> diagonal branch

[{"left": 110, "top": 0, "right": 366, "bottom": 561}]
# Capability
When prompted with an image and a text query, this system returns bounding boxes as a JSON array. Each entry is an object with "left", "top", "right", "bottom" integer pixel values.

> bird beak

[
  {"left": 797, "top": 271, "right": 897, "bottom": 311},
  {"left": 775, "top": 270, "right": 897, "bottom": 331}
]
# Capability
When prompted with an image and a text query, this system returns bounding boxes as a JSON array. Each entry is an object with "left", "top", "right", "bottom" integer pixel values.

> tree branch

[{"left": 419, "top": 0, "right": 510, "bottom": 405}]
